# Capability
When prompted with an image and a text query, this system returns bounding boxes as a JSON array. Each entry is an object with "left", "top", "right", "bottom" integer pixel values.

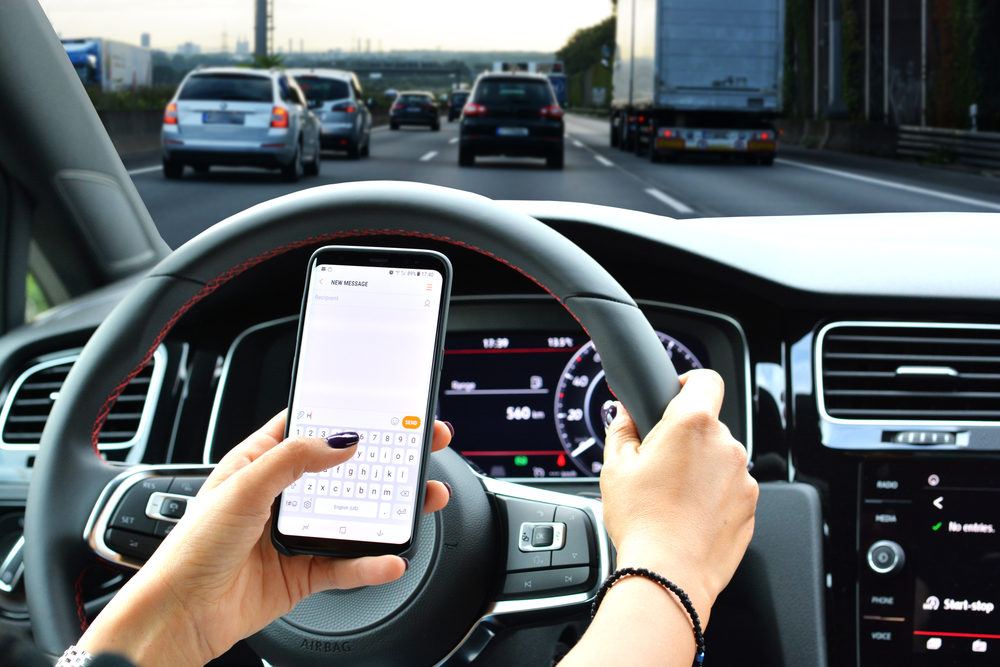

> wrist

[
  {"left": 77, "top": 570, "right": 211, "bottom": 667},
  {"left": 613, "top": 539, "right": 714, "bottom": 624}
]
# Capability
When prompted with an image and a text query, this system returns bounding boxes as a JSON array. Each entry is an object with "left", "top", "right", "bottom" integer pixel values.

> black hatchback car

[
  {"left": 389, "top": 91, "right": 441, "bottom": 131},
  {"left": 458, "top": 73, "right": 564, "bottom": 169}
]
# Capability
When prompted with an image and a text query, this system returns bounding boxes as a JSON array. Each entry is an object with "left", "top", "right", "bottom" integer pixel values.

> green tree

[{"left": 556, "top": 16, "right": 615, "bottom": 75}]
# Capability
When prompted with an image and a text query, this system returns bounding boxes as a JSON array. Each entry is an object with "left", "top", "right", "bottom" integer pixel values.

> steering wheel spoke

[{"left": 84, "top": 465, "right": 214, "bottom": 569}]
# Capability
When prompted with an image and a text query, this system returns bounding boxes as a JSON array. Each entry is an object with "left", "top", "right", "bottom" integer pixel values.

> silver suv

[
  {"left": 161, "top": 67, "right": 321, "bottom": 181},
  {"left": 288, "top": 68, "right": 372, "bottom": 159}
]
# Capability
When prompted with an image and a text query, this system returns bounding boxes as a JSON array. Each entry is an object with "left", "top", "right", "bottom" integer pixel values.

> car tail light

[
  {"left": 423, "top": 104, "right": 437, "bottom": 111},
  {"left": 638, "top": 115, "right": 646, "bottom": 124},
  {"left": 391, "top": 103, "right": 404, "bottom": 112},
  {"left": 539, "top": 104, "right": 563, "bottom": 119},
  {"left": 332, "top": 102, "right": 356, "bottom": 113},
  {"left": 270, "top": 107, "right": 290, "bottom": 128},
  {"left": 463, "top": 102, "right": 487, "bottom": 117},
  {"left": 163, "top": 103, "right": 178, "bottom": 125}
]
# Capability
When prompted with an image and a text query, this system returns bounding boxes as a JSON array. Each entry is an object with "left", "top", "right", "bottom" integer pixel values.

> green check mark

[{"left": 931, "top": 522, "right": 943, "bottom": 531}]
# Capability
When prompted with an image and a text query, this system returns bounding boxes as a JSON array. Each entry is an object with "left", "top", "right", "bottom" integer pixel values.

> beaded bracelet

[{"left": 591, "top": 566, "right": 706, "bottom": 665}]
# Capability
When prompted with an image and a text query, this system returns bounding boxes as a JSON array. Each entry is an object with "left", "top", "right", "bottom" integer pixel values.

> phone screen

[{"left": 275, "top": 249, "right": 449, "bottom": 552}]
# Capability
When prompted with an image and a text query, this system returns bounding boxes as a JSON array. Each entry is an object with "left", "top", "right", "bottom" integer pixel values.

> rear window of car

[
  {"left": 398, "top": 94, "right": 432, "bottom": 105},
  {"left": 475, "top": 79, "right": 552, "bottom": 107},
  {"left": 295, "top": 76, "right": 350, "bottom": 102},
  {"left": 178, "top": 74, "right": 273, "bottom": 102}
]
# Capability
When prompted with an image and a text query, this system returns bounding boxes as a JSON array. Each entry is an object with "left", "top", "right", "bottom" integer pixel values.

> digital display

[
  {"left": 860, "top": 460, "right": 1000, "bottom": 665},
  {"left": 277, "top": 262, "right": 444, "bottom": 545},
  {"left": 440, "top": 332, "right": 705, "bottom": 479}
]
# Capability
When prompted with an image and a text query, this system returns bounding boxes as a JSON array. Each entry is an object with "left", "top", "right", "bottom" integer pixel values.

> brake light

[
  {"left": 638, "top": 115, "right": 646, "bottom": 123},
  {"left": 540, "top": 104, "right": 563, "bottom": 119},
  {"left": 391, "top": 103, "right": 404, "bottom": 111},
  {"left": 332, "top": 102, "right": 356, "bottom": 113},
  {"left": 163, "top": 103, "right": 178, "bottom": 125},
  {"left": 270, "top": 107, "right": 289, "bottom": 128},
  {"left": 424, "top": 104, "right": 437, "bottom": 111},
  {"left": 463, "top": 102, "right": 487, "bottom": 117}
]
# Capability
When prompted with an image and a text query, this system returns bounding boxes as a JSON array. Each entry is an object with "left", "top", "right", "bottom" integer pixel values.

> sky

[{"left": 38, "top": 0, "right": 614, "bottom": 54}]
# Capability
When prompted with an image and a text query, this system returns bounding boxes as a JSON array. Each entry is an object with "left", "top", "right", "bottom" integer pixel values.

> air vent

[
  {"left": 819, "top": 323, "right": 1000, "bottom": 423},
  {"left": 0, "top": 348, "right": 166, "bottom": 450}
]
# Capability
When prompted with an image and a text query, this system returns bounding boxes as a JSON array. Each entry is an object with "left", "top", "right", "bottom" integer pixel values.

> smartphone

[{"left": 271, "top": 246, "right": 452, "bottom": 557}]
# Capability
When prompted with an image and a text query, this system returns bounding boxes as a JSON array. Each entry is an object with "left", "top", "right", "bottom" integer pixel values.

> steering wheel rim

[{"left": 26, "top": 181, "right": 680, "bottom": 659}]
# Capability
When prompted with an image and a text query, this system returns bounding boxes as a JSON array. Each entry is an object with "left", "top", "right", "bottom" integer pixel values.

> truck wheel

[{"left": 162, "top": 159, "right": 183, "bottom": 180}]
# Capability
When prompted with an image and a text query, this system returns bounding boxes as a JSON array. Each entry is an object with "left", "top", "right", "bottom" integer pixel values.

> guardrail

[{"left": 897, "top": 125, "right": 1000, "bottom": 169}]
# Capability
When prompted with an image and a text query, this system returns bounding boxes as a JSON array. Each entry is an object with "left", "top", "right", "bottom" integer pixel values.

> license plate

[
  {"left": 407, "top": 106, "right": 420, "bottom": 112},
  {"left": 203, "top": 111, "right": 244, "bottom": 125},
  {"left": 496, "top": 127, "right": 529, "bottom": 137}
]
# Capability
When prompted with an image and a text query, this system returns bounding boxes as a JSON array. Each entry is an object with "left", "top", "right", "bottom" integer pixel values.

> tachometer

[{"left": 553, "top": 332, "right": 703, "bottom": 475}]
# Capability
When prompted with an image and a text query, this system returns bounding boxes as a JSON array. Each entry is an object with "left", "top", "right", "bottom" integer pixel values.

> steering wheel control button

[
  {"left": 531, "top": 524, "right": 555, "bottom": 547},
  {"left": 153, "top": 521, "right": 176, "bottom": 538},
  {"left": 867, "top": 540, "right": 906, "bottom": 575},
  {"left": 552, "top": 506, "right": 593, "bottom": 567},
  {"left": 110, "top": 477, "right": 170, "bottom": 535},
  {"left": 517, "top": 522, "right": 566, "bottom": 552},
  {"left": 501, "top": 566, "right": 592, "bottom": 598},
  {"left": 168, "top": 476, "right": 207, "bottom": 496},
  {"left": 499, "top": 496, "right": 557, "bottom": 571},
  {"left": 104, "top": 529, "right": 160, "bottom": 561},
  {"left": 146, "top": 492, "right": 189, "bottom": 522}
]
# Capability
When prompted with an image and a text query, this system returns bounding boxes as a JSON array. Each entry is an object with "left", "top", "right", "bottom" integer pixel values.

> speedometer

[{"left": 553, "top": 332, "right": 703, "bottom": 475}]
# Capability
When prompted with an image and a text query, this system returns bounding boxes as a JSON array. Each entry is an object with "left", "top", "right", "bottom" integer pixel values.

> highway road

[{"left": 128, "top": 114, "right": 1000, "bottom": 249}]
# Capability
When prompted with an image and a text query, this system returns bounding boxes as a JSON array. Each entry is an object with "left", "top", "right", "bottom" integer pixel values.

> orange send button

[{"left": 402, "top": 416, "right": 421, "bottom": 429}]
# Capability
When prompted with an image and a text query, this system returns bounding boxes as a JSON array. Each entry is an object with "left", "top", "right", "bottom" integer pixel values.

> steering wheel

[{"left": 25, "top": 182, "right": 681, "bottom": 664}]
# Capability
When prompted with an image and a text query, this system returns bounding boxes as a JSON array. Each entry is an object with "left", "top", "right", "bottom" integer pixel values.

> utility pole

[{"left": 254, "top": 0, "right": 273, "bottom": 58}]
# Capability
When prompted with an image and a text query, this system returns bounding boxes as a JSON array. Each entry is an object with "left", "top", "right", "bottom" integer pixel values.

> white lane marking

[
  {"left": 572, "top": 139, "right": 584, "bottom": 148},
  {"left": 449, "top": 137, "right": 459, "bottom": 144},
  {"left": 645, "top": 188, "right": 694, "bottom": 214},
  {"left": 594, "top": 155, "right": 614, "bottom": 167},
  {"left": 127, "top": 165, "right": 161, "bottom": 175},
  {"left": 419, "top": 151, "right": 438, "bottom": 162},
  {"left": 777, "top": 158, "right": 1000, "bottom": 212}
]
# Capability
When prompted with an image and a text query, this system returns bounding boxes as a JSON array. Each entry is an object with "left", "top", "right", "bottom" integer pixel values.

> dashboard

[
  {"left": 0, "top": 207, "right": 999, "bottom": 667},
  {"left": 204, "top": 297, "right": 749, "bottom": 482}
]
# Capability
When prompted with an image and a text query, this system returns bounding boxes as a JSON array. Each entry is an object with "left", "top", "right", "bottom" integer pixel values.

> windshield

[{"left": 34, "top": 0, "right": 1000, "bottom": 250}]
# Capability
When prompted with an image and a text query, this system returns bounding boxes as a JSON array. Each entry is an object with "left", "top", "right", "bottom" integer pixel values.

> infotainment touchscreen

[{"left": 859, "top": 460, "right": 1000, "bottom": 666}]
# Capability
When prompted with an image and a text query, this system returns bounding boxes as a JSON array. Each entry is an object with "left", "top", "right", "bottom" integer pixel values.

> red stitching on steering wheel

[{"left": 89, "top": 228, "right": 591, "bottom": 454}]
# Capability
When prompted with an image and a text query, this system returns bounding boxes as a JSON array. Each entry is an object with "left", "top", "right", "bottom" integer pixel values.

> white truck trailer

[{"left": 610, "top": 0, "right": 784, "bottom": 164}]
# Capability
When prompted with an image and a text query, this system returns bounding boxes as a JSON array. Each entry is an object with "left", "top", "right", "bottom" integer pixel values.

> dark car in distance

[
  {"left": 389, "top": 91, "right": 440, "bottom": 131},
  {"left": 447, "top": 90, "right": 470, "bottom": 121},
  {"left": 458, "top": 73, "right": 564, "bottom": 169}
]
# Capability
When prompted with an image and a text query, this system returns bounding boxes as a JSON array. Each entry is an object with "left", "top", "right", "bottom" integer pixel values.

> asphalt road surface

[{"left": 129, "top": 114, "right": 1000, "bottom": 249}]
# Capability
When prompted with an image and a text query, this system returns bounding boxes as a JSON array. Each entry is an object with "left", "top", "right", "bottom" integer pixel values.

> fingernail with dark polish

[
  {"left": 401, "top": 557, "right": 410, "bottom": 572},
  {"left": 443, "top": 482, "right": 453, "bottom": 499},
  {"left": 600, "top": 403, "right": 617, "bottom": 429},
  {"left": 326, "top": 431, "right": 359, "bottom": 449},
  {"left": 443, "top": 421, "right": 455, "bottom": 437}
]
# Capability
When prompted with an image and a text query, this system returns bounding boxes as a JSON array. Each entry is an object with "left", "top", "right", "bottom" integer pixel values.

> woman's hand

[
  {"left": 599, "top": 368, "right": 757, "bottom": 624},
  {"left": 77, "top": 412, "right": 453, "bottom": 667}
]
